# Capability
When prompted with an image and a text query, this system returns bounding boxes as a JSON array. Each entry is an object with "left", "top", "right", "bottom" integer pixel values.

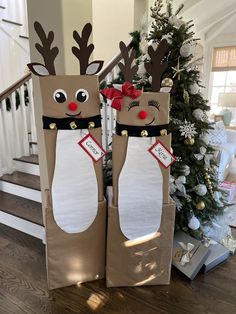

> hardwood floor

[{"left": 0, "top": 224, "right": 235, "bottom": 314}]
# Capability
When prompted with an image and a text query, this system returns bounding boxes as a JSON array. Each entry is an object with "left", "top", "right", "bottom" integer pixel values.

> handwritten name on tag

[
  {"left": 78, "top": 134, "right": 107, "bottom": 162},
  {"left": 148, "top": 140, "right": 176, "bottom": 168}
]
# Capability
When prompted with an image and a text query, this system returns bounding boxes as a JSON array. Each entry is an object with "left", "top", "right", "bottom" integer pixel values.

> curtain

[{"left": 212, "top": 46, "right": 236, "bottom": 72}]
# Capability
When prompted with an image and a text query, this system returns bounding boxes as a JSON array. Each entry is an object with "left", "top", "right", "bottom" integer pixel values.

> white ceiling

[{"left": 172, "top": 0, "right": 236, "bottom": 43}]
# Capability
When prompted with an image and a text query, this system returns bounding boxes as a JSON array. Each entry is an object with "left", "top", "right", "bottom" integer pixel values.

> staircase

[
  {"left": 0, "top": 153, "right": 44, "bottom": 240},
  {"left": 0, "top": 0, "right": 131, "bottom": 241}
]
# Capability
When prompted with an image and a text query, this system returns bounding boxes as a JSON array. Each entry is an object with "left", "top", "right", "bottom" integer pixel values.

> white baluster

[
  {"left": 27, "top": 79, "right": 38, "bottom": 154},
  {"left": 1, "top": 99, "right": 14, "bottom": 173},
  {"left": 19, "top": 85, "right": 30, "bottom": 156},
  {"left": 10, "top": 91, "right": 21, "bottom": 158}
]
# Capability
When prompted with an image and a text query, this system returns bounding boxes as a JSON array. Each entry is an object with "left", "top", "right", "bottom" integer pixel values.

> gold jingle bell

[
  {"left": 161, "top": 77, "right": 174, "bottom": 87},
  {"left": 160, "top": 129, "right": 168, "bottom": 136},
  {"left": 88, "top": 121, "right": 95, "bottom": 129},
  {"left": 196, "top": 201, "right": 205, "bottom": 210},
  {"left": 49, "top": 123, "right": 57, "bottom": 130},
  {"left": 184, "top": 138, "right": 195, "bottom": 145},
  {"left": 141, "top": 130, "right": 148, "bottom": 137},
  {"left": 70, "top": 121, "right": 77, "bottom": 129},
  {"left": 121, "top": 130, "right": 128, "bottom": 137}
]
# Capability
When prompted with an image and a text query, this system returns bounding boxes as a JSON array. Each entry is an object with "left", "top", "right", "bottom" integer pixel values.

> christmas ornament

[
  {"left": 200, "top": 131, "right": 210, "bottom": 145},
  {"left": 160, "top": 77, "right": 173, "bottom": 93},
  {"left": 179, "top": 120, "right": 197, "bottom": 139},
  {"left": 194, "top": 146, "right": 213, "bottom": 167},
  {"left": 169, "top": 15, "right": 184, "bottom": 29},
  {"left": 196, "top": 201, "right": 205, "bottom": 210},
  {"left": 193, "top": 108, "right": 204, "bottom": 121},
  {"left": 180, "top": 42, "right": 193, "bottom": 58},
  {"left": 182, "top": 165, "right": 190, "bottom": 176},
  {"left": 137, "top": 62, "right": 146, "bottom": 76},
  {"left": 188, "top": 216, "right": 200, "bottom": 230},
  {"left": 172, "top": 58, "right": 184, "bottom": 80},
  {"left": 161, "top": 33, "right": 173, "bottom": 44},
  {"left": 183, "top": 89, "right": 189, "bottom": 104},
  {"left": 195, "top": 184, "right": 207, "bottom": 196},
  {"left": 184, "top": 138, "right": 195, "bottom": 145},
  {"left": 189, "top": 83, "right": 199, "bottom": 95}
]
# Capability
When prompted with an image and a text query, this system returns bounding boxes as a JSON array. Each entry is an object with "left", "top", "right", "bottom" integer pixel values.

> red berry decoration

[
  {"left": 138, "top": 110, "right": 148, "bottom": 120},
  {"left": 68, "top": 102, "right": 78, "bottom": 111}
]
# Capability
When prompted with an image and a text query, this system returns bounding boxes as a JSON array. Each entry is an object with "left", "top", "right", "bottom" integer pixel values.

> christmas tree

[{"left": 106, "top": 0, "right": 226, "bottom": 238}]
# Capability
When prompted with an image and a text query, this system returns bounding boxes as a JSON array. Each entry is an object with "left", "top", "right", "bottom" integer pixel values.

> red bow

[{"left": 101, "top": 82, "right": 142, "bottom": 111}]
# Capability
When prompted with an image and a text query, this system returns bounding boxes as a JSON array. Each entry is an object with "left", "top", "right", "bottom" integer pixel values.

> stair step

[
  {"left": 0, "top": 171, "right": 40, "bottom": 191},
  {"left": 14, "top": 155, "right": 39, "bottom": 165},
  {"left": 0, "top": 191, "right": 43, "bottom": 226},
  {"left": 2, "top": 18, "right": 23, "bottom": 26},
  {"left": 29, "top": 141, "right": 38, "bottom": 145}
]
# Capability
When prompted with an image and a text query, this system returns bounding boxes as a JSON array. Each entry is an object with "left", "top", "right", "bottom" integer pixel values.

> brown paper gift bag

[{"left": 106, "top": 188, "right": 176, "bottom": 287}]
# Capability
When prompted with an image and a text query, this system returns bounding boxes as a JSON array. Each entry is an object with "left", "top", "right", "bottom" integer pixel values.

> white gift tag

[
  {"left": 78, "top": 133, "right": 107, "bottom": 162},
  {"left": 148, "top": 140, "right": 176, "bottom": 168}
]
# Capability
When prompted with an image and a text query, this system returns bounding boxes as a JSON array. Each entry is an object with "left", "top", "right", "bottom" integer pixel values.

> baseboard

[{"left": 14, "top": 160, "right": 40, "bottom": 176}]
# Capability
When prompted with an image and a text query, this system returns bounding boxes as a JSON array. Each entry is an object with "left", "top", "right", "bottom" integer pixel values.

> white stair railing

[{"left": 0, "top": 72, "right": 36, "bottom": 176}]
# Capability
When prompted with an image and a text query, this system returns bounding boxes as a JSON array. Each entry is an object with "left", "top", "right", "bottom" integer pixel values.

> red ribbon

[{"left": 101, "top": 82, "right": 142, "bottom": 111}]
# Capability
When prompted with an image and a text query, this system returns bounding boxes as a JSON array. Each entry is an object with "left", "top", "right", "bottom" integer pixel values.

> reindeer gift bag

[
  {"left": 28, "top": 22, "right": 106, "bottom": 289},
  {"left": 102, "top": 41, "right": 176, "bottom": 287}
]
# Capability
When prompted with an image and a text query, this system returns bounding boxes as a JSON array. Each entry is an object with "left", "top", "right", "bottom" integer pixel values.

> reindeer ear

[
  {"left": 27, "top": 63, "right": 50, "bottom": 76},
  {"left": 86, "top": 61, "right": 104, "bottom": 75}
]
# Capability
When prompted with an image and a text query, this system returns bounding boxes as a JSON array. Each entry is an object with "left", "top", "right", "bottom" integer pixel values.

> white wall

[
  {"left": 92, "top": 0, "right": 134, "bottom": 65},
  {"left": 0, "top": 0, "right": 30, "bottom": 93}
]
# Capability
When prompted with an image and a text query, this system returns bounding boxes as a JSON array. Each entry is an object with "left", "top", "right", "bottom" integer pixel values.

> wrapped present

[
  {"left": 219, "top": 181, "right": 236, "bottom": 204},
  {"left": 201, "top": 243, "right": 230, "bottom": 273},
  {"left": 172, "top": 231, "right": 209, "bottom": 280}
]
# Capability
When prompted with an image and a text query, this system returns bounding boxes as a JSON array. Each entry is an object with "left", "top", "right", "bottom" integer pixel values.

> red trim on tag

[
  {"left": 148, "top": 140, "right": 176, "bottom": 168},
  {"left": 78, "top": 133, "right": 107, "bottom": 162}
]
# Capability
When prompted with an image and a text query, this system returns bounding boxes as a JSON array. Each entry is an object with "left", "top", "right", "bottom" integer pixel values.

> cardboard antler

[
  {"left": 28, "top": 21, "right": 59, "bottom": 76},
  {"left": 145, "top": 40, "right": 169, "bottom": 92},
  {"left": 72, "top": 23, "right": 103, "bottom": 75},
  {"left": 118, "top": 42, "right": 138, "bottom": 83}
]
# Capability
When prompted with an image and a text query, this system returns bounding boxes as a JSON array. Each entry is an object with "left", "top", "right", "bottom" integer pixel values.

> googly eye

[
  {"left": 53, "top": 89, "right": 67, "bottom": 103},
  {"left": 75, "top": 89, "right": 89, "bottom": 103}
]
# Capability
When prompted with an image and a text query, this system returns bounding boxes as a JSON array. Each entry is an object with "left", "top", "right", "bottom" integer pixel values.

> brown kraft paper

[
  {"left": 45, "top": 197, "right": 106, "bottom": 290},
  {"left": 112, "top": 133, "right": 172, "bottom": 206},
  {"left": 106, "top": 188, "right": 176, "bottom": 287}
]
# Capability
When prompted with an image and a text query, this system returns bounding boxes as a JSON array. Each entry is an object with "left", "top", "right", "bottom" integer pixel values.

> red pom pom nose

[
  {"left": 68, "top": 102, "right": 78, "bottom": 111},
  {"left": 138, "top": 110, "right": 147, "bottom": 120}
]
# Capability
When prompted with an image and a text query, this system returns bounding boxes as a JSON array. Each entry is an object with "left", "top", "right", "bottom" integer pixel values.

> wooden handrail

[
  {"left": 98, "top": 42, "right": 132, "bottom": 82},
  {"left": 0, "top": 42, "right": 131, "bottom": 102},
  {"left": 0, "top": 72, "right": 32, "bottom": 102}
]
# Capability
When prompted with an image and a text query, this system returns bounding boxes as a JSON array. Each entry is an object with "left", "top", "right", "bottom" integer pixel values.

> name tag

[
  {"left": 78, "top": 134, "right": 107, "bottom": 162},
  {"left": 148, "top": 140, "right": 176, "bottom": 168}
]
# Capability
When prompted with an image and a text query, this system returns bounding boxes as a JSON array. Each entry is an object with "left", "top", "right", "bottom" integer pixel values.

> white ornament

[
  {"left": 200, "top": 131, "right": 210, "bottom": 145},
  {"left": 182, "top": 165, "right": 190, "bottom": 176},
  {"left": 193, "top": 109, "right": 204, "bottom": 121},
  {"left": 179, "top": 120, "right": 197, "bottom": 139},
  {"left": 149, "top": 40, "right": 158, "bottom": 50},
  {"left": 194, "top": 146, "right": 213, "bottom": 167},
  {"left": 161, "top": 33, "right": 173, "bottom": 44},
  {"left": 189, "top": 83, "right": 200, "bottom": 95},
  {"left": 188, "top": 216, "right": 200, "bottom": 230},
  {"left": 180, "top": 43, "right": 193, "bottom": 58},
  {"left": 137, "top": 62, "right": 146, "bottom": 76},
  {"left": 169, "top": 15, "right": 184, "bottom": 29},
  {"left": 195, "top": 184, "right": 207, "bottom": 196}
]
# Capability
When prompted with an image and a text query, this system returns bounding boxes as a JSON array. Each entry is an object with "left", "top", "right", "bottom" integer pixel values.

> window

[{"left": 209, "top": 47, "right": 236, "bottom": 119}]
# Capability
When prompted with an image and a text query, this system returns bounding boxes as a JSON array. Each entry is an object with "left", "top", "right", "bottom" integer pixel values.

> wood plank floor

[{"left": 0, "top": 224, "right": 235, "bottom": 314}]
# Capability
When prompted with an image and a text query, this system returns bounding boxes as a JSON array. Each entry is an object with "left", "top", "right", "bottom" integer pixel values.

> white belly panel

[
  {"left": 118, "top": 137, "right": 163, "bottom": 240},
  {"left": 51, "top": 130, "right": 98, "bottom": 233}
]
